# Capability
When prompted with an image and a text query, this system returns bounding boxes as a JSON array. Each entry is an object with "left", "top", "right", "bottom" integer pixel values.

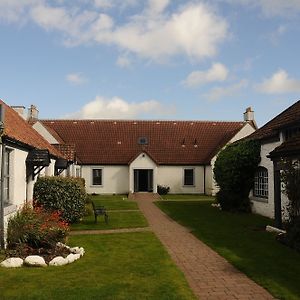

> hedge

[{"left": 33, "top": 176, "right": 86, "bottom": 223}]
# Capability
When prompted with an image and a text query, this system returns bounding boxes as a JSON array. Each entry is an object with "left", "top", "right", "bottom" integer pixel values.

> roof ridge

[{"left": 41, "top": 119, "right": 245, "bottom": 123}]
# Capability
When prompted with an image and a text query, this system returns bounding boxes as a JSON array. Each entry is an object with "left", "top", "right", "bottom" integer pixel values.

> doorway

[{"left": 134, "top": 169, "right": 153, "bottom": 192}]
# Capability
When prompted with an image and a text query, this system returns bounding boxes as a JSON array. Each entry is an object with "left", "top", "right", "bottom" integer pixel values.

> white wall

[
  {"left": 129, "top": 153, "right": 158, "bottom": 193},
  {"left": 205, "top": 166, "right": 213, "bottom": 195},
  {"left": 81, "top": 165, "right": 129, "bottom": 194},
  {"left": 157, "top": 166, "right": 205, "bottom": 194},
  {"left": 32, "top": 122, "right": 60, "bottom": 144},
  {"left": 250, "top": 140, "right": 281, "bottom": 218}
]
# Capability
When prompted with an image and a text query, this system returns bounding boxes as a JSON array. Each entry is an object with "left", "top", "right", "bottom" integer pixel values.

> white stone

[
  {"left": 24, "top": 255, "right": 47, "bottom": 267},
  {"left": 0, "top": 257, "right": 23, "bottom": 268},
  {"left": 73, "top": 254, "right": 81, "bottom": 261},
  {"left": 56, "top": 242, "right": 70, "bottom": 250},
  {"left": 66, "top": 254, "right": 76, "bottom": 263},
  {"left": 49, "top": 256, "right": 68, "bottom": 266},
  {"left": 266, "top": 225, "right": 286, "bottom": 234},
  {"left": 79, "top": 247, "right": 85, "bottom": 257},
  {"left": 70, "top": 247, "right": 80, "bottom": 254}
]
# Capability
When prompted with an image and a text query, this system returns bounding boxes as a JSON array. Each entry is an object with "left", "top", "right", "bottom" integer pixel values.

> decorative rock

[
  {"left": 57, "top": 242, "right": 70, "bottom": 250},
  {"left": 70, "top": 246, "right": 80, "bottom": 254},
  {"left": 0, "top": 257, "right": 23, "bottom": 268},
  {"left": 49, "top": 256, "right": 68, "bottom": 266},
  {"left": 66, "top": 254, "right": 76, "bottom": 263},
  {"left": 73, "top": 254, "right": 81, "bottom": 261},
  {"left": 24, "top": 255, "right": 47, "bottom": 267}
]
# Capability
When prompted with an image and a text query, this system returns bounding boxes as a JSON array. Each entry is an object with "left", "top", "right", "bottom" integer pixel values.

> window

[
  {"left": 75, "top": 167, "right": 81, "bottom": 178},
  {"left": 92, "top": 169, "right": 102, "bottom": 185},
  {"left": 254, "top": 167, "right": 268, "bottom": 198},
  {"left": 184, "top": 169, "right": 194, "bottom": 186},
  {"left": 3, "top": 149, "right": 12, "bottom": 204},
  {"left": 285, "top": 126, "right": 300, "bottom": 140},
  {"left": 138, "top": 137, "right": 148, "bottom": 145}
]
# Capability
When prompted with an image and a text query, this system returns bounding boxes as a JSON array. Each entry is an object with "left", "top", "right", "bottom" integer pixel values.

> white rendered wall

[
  {"left": 250, "top": 140, "right": 282, "bottom": 218},
  {"left": 205, "top": 166, "right": 213, "bottom": 195},
  {"left": 81, "top": 165, "right": 129, "bottom": 194},
  {"left": 32, "top": 121, "right": 60, "bottom": 144},
  {"left": 129, "top": 153, "right": 158, "bottom": 193},
  {"left": 157, "top": 166, "right": 204, "bottom": 194}
]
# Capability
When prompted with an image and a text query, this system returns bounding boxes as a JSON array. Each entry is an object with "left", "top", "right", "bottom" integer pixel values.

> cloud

[
  {"left": 205, "top": 79, "right": 248, "bottom": 101},
  {"left": 257, "top": 70, "right": 300, "bottom": 94},
  {"left": 116, "top": 56, "right": 131, "bottom": 68},
  {"left": 66, "top": 73, "right": 88, "bottom": 85},
  {"left": 183, "top": 63, "right": 228, "bottom": 87},
  {"left": 0, "top": 1, "right": 228, "bottom": 62},
  {"left": 66, "top": 96, "right": 175, "bottom": 119}
]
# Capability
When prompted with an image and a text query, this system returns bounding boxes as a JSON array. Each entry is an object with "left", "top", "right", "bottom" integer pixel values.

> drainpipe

[{"left": 0, "top": 104, "right": 5, "bottom": 249}]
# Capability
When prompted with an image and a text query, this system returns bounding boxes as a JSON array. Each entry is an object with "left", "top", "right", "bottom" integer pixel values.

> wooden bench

[{"left": 91, "top": 201, "right": 109, "bottom": 224}]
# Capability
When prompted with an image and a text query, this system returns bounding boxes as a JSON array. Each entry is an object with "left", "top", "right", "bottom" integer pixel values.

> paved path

[
  {"left": 132, "top": 193, "right": 274, "bottom": 300},
  {"left": 70, "top": 227, "right": 151, "bottom": 235}
]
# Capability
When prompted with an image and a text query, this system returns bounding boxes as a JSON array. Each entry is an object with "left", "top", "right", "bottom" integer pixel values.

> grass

[
  {"left": 71, "top": 210, "right": 148, "bottom": 231},
  {"left": 0, "top": 233, "right": 195, "bottom": 300},
  {"left": 160, "top": 194, "right": 215, "bottom": 201},
  {"left": 156, "top": 200, "right": 300, "bottom": 300},
  {"left": 89, "top": 194, "right": 138, "bottom": 210}
]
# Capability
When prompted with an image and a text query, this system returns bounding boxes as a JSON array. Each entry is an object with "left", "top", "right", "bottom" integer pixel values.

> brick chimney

[
  {"left": 28, "top": 104, "right": 39, "bottom": 121},
  {"left": 11, "top": 106, "right": 26, "bottom": 120}
]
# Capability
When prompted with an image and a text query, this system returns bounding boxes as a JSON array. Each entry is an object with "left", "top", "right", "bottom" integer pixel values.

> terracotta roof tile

[
  {"left": 0, "top": 100, "right": 63, "bottom": 158},
  {"left": 41, "top": 120, "right": 246, "bottom": 165}
]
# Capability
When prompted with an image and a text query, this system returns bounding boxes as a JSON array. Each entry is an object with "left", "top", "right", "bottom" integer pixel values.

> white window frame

[
  {"left": 91, "top": 168, "right": 103, "bottom": 186},
  {"left": 254, "top": 167, "right": 268, "bottom": 198},
  {"left": 3, "top": 148, "right": 13, "bottom": 205},
  {"left": 183, "top": 168, "right": 195, "bottom": 186}
]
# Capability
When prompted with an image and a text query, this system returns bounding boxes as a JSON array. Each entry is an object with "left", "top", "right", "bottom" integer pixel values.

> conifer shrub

[
  {"left": 214, "top": 139, "right": 261, "bottom": 212},
  {"left": 34, "top": 176, "right": 86, "bottom": 223}
]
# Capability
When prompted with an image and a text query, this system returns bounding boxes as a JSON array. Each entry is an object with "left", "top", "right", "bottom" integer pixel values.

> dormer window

[
  {"left": 138, "top": 137, "right": 148, "bottom": 145},
  {"left": 285, "top": 126, "right": 300, "bottom": 140}
]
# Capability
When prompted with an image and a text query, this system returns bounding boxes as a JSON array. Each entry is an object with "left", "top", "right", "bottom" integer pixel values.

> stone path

[{"left": 132, "top": 193, "right": 274, "bottom": 300}]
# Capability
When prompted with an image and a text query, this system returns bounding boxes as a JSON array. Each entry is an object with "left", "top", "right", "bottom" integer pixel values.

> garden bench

[{"left": 91, "top": 201, "right": 109, "bottom": 224}]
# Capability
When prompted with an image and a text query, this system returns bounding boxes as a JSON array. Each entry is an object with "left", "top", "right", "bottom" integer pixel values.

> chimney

[
  {"left": 11, "top": 106, "right": 26, "bottom": 120},
  {"left": 243, "top": 107, "right": 254, "bottom": 122},
  {"left": 28, "top": 104, "right": 39, "bottom": 121}
]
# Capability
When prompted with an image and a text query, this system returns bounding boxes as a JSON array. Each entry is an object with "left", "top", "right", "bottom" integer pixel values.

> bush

[
  {"left": 157, "top": 185, "right": 170, "bottom": 195},
  {"left": 214, "top": 140, "right": 261, "bottom": 212},
  {"left": 7, "top": 204, "right": 69, "bottom": 249},
  {"left": 34, "top": 176, "right": 86, "bottom": 223}
]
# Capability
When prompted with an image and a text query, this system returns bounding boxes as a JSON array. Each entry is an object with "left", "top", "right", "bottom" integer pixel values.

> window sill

[
  {"left": 250, "top": 196, "right": 268, "bottom": 204},
  {"left": 183, "top": 185, "right": 195, "bottom": 187},
  {"left": 90, "top": 185, "right": 103, "bottom": 187},
  {"left": 4, "top": 204, "right": 17, "bottom": 216}
]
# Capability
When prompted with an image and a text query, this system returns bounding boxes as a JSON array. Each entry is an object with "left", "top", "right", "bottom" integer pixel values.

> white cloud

[
  {"left": 66, "top": 73, "right": 88, "bottom": 85},
  {"left": 116, "top": 56, "right": 131, "bottom": 68},
  {"left": 205, "top": 79, "right": 248, "bottom": 101},
  {"left": 66, "top": 96, "right": 175, "bottom": 119},
  {"left": 257, "top": 70, "right": 300, "bottom": 94},
  {"left": 183, "top": 63, "right": 228, "bottom": 87},
  {"left": 0, "top": 1, "right": 228, "bottom": 62}
]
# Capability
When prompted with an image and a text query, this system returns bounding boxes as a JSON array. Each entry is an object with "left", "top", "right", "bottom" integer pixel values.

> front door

[{"left": 134, "top": 169, "right": 153, "bottom": 192}]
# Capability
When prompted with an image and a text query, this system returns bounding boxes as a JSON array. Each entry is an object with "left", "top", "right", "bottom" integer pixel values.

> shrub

[
  {"left": 34, "top": 176, "right": 86, "bottom": 223},
  {"left": 214, "top": 139, "right": 261, "bottom": 212},
  {"left": 280, "top": 160, "right": 300, "bottom": 251},
  {"left": 157, "top": 185, "right": 170, "bottom": 195},
  {"left": 7, "top": 204, "right": 69, "bottom": 249}
]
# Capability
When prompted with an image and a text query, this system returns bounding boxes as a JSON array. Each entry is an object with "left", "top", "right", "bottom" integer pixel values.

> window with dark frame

[
  {"left": 184, "top": 169, "right": 194, "bottom": 186},
  {"left": 3, "top": 149, "right": 12, "bottom": 204},
  {"left": 254, "top": 167, "right": 268, "bottom": 198},
  {"left": 92, "top": 169, "right": 102, "bottom": 185}
]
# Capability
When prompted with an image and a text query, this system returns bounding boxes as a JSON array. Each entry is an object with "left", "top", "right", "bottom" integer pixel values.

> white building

[
  {"left": 249, "top": 100, "right": 300, "bottom": 227},
  {"left": 0, "top": 101, "right": 65, "bottom": 248},
  {"left": 30, "top": 108, "right": 256, "bottom": 196}
]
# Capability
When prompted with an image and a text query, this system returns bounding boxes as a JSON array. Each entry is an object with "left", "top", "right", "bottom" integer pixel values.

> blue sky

[{"left": 0, "top": 0, "right": 300, "bottom": 126}]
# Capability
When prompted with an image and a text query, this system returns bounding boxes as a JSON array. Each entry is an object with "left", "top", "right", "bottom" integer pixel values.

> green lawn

[
  {"left": 156, "top": 200, "right": 300, "bottom": 300},
  {"left": 160, "top": 194, "right": 215, "bottom": 201},
  {"left": 71, "top": 210, "right": 148, "bottom": 231},
  {"left": 0, "top": 233, "right": 195, "bottom": 300},
  {"left": 90, "top": 194, "right": 138, "bottom": 210}
]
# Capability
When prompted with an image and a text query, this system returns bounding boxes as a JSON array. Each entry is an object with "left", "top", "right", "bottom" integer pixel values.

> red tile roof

[
  {"left": 0, "top": 100, "right": 63, "bottom": 158},
  {"left": 249, "top": 100, "right": 300, "bottom": 141},
  {"left": 269, "top": 135, "right": 300, "bottom": 158},
  {"left": 53, "top": 144, "right": 76, "bottom": 161},
  {"left": 41, "top": 120, "right": 246, "bottom": 165}
]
